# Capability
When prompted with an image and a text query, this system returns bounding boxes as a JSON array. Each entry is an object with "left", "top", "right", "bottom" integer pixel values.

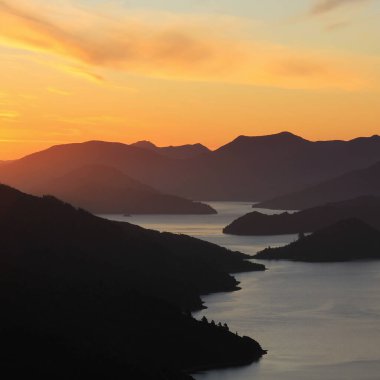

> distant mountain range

[
  {"left": 0, "top": 184, "right": 265, "bottom": 379},
  {"left": 0, "top": 141, "right": 215, "bottom": 214},
  {"left": 167, "top": 132, "right": 380, "bottom": 201},
  {"left": 254, "top": 218, "right": 380, "bottom": 262},
  {"left": 224, "top": 196, "right": 380, "bottom": 236},
  {"left": 1, "top": 132, "right": 380, "bottom": 211},
  {"left": 257, "top": 160, "right": 380, "bottom": 210}
]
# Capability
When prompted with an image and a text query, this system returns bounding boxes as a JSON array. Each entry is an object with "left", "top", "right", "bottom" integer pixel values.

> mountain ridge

[
  {"left": 257, "top": 160, "right": 380, "bottom": 210},
  {"left": 131, "top": 140, "right": 211, "bottom": 159},
  {"left": 2, "top": 133, "right": 380, "bottom": 203}
]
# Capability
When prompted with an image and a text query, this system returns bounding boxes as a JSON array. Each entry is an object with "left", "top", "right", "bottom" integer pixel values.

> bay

[{"left": 102, "top": 202, "right": 380, "bottom": 380}]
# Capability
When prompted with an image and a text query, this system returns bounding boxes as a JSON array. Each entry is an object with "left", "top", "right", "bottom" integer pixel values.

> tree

[
  {"left": 298, "top": 231, "right": 305, "bottom": 240},
  {"left": 183, "top": 309, "right": 192, "bottom": 318}
]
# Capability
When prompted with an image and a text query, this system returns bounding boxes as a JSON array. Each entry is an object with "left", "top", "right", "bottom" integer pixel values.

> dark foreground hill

[
  {"left": 36, "top": 165, "right": 216, "bottom": 215},
  {"left": 0, "top": 185, "right": 265, "bottom": 379},
  {"left": 254, "top": 218, "right": 380, "bottom": 262},
  {"left": 224, "top": 196, "right": 380, "bottom": 236},
  {"left": 257, "top": 161, "right": 380, "bottom": 210}
]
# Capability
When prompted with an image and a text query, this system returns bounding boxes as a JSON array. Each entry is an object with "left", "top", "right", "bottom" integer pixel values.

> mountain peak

[
  {"left": 235, "top": 131, "right": 306, "bottom": 142},
  {"left": 129, "top": 140, "right": 210, "bottom": 159},
  {"left": 233, "top": 132, "right": 308, "bottom": 143},
  {"left": 131, "top": 140, "right": 157, "bottom": 149},
  {"left": 217, "top": 131, "right": 309, "bottom": 154}
]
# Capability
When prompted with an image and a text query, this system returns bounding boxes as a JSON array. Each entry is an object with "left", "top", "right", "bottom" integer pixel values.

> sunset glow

[{"left": 1, "top": 0, "right": 380, "bottom": 159}]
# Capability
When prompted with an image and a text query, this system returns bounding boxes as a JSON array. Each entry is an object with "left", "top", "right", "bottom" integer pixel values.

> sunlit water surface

[{"left": 102, "top": 202, "right": 380, "bottom": 380}]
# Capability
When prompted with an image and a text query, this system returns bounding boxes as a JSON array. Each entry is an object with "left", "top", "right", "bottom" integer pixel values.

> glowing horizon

[{"left": 1, "top": 0, "right": 380, "bottom": 159}]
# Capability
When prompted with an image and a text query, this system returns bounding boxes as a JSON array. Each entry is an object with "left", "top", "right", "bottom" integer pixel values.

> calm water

[{"left": 102, "top": 202, "right": 380, "bottom": 380}]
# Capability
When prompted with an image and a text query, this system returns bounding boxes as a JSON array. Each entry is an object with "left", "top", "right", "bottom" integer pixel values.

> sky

[{"left": 0, "top": 0, "right": 380, "bottom": 159}]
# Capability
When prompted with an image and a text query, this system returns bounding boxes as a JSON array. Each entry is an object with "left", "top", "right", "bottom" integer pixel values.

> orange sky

[{"left": 0, "top": 0, "right": 380, "bottom": 159}]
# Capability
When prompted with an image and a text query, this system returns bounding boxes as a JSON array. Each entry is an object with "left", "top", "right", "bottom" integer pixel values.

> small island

[
  {"left": 223, "top": 196, "right": 380, "bottom": 236},
  {"left": 254, "top": 218, "right": 380, "bottom": 262}
]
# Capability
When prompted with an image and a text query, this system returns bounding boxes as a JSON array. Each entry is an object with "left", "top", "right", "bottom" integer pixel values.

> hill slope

[
  {"left": 35, "top": 165, "right": 216, "bottom": 214},
  {"left": 257, "top": 161, "right": 380, "bottom": 210},
  {"left": 0, "top": 185, "right": 265, "bottom": 379}
]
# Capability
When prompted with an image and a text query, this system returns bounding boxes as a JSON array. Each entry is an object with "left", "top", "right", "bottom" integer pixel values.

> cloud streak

[
  {"left": 0, "top": 1, "right": 246, "bottom": 75},
  {"left": 0, "top": 110, "right": 20, "bottom": 122},
  {"left": 0, "top": 0, "right": 373, "bottom": 90},
  {"left": 310, "top": 0, "right": 371, "bottom": 15}
]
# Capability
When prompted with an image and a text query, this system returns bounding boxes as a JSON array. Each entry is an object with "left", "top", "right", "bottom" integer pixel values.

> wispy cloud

[
  {"left": 310, "top": 0, "right": 371, "bottom": 15},
  {"left": 0, "top": 110, "right": 20, "bottom": 122},
  {"left": 0, "top": 92, "right": 12, "bottom": 106},
  {"left": 0, "top": 138, "right": 67, "bottom": 143},
  {"left": 325, "top": 20, "right": 351, "bottom": 30},
  {"left": 57, "top": 65, "right": 105, "bottom": 83},
  {"left": 53, "top": 115, "right": 126, "bottom": 126},
  {"left": 0, "top": 0, "right": 374, "bottom": 90},
  {"left": 46, "top": 87, "right": 71, "bottom": 96}
]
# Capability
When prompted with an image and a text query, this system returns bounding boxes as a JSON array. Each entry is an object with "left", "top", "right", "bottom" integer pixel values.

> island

[
  {"left": 254, "top": 218, "right": 380, "bottom": 262},
  {"left": 224, "top": 196, "right": 380, "bottom": 236}
]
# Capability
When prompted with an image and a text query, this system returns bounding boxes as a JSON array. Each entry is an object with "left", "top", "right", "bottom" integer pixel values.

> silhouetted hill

[
  {"left": 224, "top": 196, "right": 380, "bottom": 235},
  {"left": 35, "top": 165, "right": 216, "bottom": 214},
  {"left": 254, "top": 218, "right": 380, "bottom": 262},
  {"left": 177, "top": 133, "right": 380, "bottom": 201},
  {"left": 257, "top": 161, "right": 380, "bottom": 210},
  {"left": 2, "top": 133, "right": 380, "bottom": 202},
  {"left": 0, "top": 143, "right": 215, "bottom": 214},
  {"left": 132, "top": 140, "right": 157, "bottom": 149},
  {"left": 0, "top": 185, "right": 265, "bottom": 379},
  {"left": 0, "top": 140, "right": 180, "bottom": 195},
  {"left": 0, "top": 185, "right": 264, "bottom": 309},
  {"left": 132, "top": 141, "right": 211, "bottom": 159},
  {"left": 216, "top": 132, "right": 309, "bottom": 155}
]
